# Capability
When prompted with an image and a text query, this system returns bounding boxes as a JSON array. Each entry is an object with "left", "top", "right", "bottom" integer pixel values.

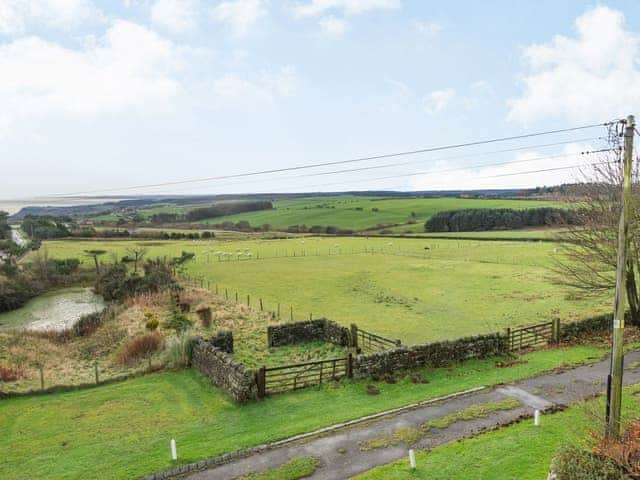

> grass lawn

[
  {"left": 354, "top": 385, "right": 640, "bottom": 480},
  {"left": 0, "top": 344, "right": 614, "bottom": 480},
  {"left": 30, "top": 236, "right": 608, "bottom": 344},
  {"left": 195, "top": 196, "right": 565, "bottom": 231}
]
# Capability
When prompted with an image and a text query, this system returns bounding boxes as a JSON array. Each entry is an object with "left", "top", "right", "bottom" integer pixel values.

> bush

[
  {"left": 553, "top": 446, "right": 624, "bottom": 480},
  {"left": 74, "top": 311, "right": 104, "bottom": 336},
  {"left": 117, "top": 333, "right": 164, "bottom": 366},
  {"left": 0, "top": 365, "right": 23, "bottom": 382}
]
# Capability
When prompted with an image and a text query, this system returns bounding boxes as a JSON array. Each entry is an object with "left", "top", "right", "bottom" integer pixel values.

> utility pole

[{"left": 607, "top": 114, "right": 635, "bottom": 438}]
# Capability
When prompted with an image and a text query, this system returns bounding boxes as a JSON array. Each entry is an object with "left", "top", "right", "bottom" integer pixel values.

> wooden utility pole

[{"left": 607, "top": 114, "right": 635, "bottom": 438}]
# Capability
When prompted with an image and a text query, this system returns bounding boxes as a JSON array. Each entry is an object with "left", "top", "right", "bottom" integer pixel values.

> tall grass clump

[{"left": 165, "top": 329, "right": 195, "bottom": 368}]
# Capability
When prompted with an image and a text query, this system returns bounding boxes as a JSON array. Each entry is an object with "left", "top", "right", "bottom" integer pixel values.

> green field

[
  {"left": 356, "top": 383, "right": 640, "bottom": 480},
  {"left": 0, "top": 345, "right": 612, "bottom": 480},
  {"left": 31, "top": 236, "right": 608, "bottom": 344},
  {"left": 197, "top": 196, "right": 565, "bottom": 231}
]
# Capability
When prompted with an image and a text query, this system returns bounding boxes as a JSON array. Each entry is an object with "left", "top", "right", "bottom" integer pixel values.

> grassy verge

[
  {"left": 240, "top": 457, "right": 319, "bottom": 480},
  {"left": 0, "top": 344, "right": 613, "bottom": 480},
  {"left": 353, "top": 386, "right": 640, "bottom": 480}
]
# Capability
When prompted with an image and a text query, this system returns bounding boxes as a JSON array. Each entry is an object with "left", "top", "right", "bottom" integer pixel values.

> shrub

[
  {"left": 117, "top": 333, "right": 164, "bottom": 367},
  {"left": 552, "top": 446, "right": 624, "bottom": 480},
  {"left": 196, "top": 306, "right": 212, "bottom": 327},
  {"left": 145, "top": 317, "right": 159, "bottom": 331},
  {"left": 0, "top": 365, "right": 23, "bottom": 382},
  {"left": 74, "top": 311, "right": 104, "bottom": 336}
]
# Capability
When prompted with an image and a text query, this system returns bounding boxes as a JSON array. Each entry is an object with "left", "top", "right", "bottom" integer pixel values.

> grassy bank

[
  {"left": 0, "top": 344, "right": 614, "bottom": 480},
  {"left": 355, "top": 384, "right": 640, "bottom": 480}
]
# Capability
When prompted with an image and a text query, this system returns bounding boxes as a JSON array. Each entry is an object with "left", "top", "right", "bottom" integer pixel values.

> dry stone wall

[
  {"left": 352, "top": 333, "right": 508, "bottom": 379},
  {"left": 191, "top": 335, "right": 257, "bottom": 402},
  {"left": 267, "top": 318, "right": 351, "bottom": 347}
]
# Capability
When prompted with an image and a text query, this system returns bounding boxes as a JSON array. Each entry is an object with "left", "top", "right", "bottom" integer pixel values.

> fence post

[
  {"left": 553, "top": 318, "right": 561, "bottom": 343},
  {"left": 94, "top": 360, "right": 99, "bottom": 385},
  {"left": 225, "top": 288, "right": 228, "bottom": 300},
  {"left": 290, "top": 305, "right": 293, "bottom": 321},
  {"left": 350, "top": 324, "right": 359, "bottom": 349},
  {"left": 235, "top": 291, "right": 238, "bottom": 303},
  {"left": 256, "top": 366, "right": 266, "bottom": 399},
  {"left": 277, "top": 303, "right": 281, "bottom": 319},
  {"left": 39, "top": 365, "right": 44, "bottom": 391},
  {"left": 309, "top": 312, "right": 313, "bottom": 321},
  {"left": 505, "top": 328, "right": 512, "bottom": 351},
  {"left": 247, "top": 294, "right": 250, "bottom": 307},
  {"left": 260, "top": 298, "right": 264, "bottom": 311},
  {"left": 347, "top": 353, "right": 353, "bottom": 379}
]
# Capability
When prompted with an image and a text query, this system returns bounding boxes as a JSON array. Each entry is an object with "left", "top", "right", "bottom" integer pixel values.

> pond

[{"left": 0, "top": 287, "right": 105, "bottom": 332}]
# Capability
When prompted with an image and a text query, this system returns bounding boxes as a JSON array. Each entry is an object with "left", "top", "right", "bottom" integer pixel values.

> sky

[{"left": 1, "top": 0, "right": 640, "bottom": 199}]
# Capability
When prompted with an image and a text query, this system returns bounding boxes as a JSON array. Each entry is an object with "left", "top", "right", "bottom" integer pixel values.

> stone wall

[
  {"left": 209, "top": 330, "right": 233, "bottom": 353},
  {"left": 560, "top": 313, "right": 612, "bottom": 341},
  {"left": 352, "top": 333, "right": 508, "bottom": 379},
  {"left": 191, "top": 336, "right": 257, "bottom": 402},
  {"left": 267, "top": 319, "right": 351, "bottom": 347}
]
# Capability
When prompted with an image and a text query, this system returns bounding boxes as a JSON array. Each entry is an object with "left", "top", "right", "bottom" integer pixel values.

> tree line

[
  {"left": 149, "top": 200, "right": 273, "bottom": 223},
  {"left": 425, "top": 207, "right": 579, "bottom": 232}
]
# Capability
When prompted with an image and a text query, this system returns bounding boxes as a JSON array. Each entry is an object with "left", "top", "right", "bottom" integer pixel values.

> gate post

[
  {"left": 553, "top": 318, "right": 561, "bottom": 344},
  {"left": 505, "top": 328, "right": 512, "bottom": 351},
  {"left": 347, "top": 353, "right": 353, "bottom": 379},
  {"left": 350, "top": 324, "right": 358, "bottom": 349},
  {"left": 256, "top": 366, "right": 266, "bottom": 399}
]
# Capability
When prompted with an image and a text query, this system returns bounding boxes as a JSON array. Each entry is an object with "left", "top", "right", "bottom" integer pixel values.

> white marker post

[
  {"left": 409, "top": 449, "right": 416, "bottom": 469},
  {"left": 534, "top": 410, "right": 541, "bottom": 427},
  {"left": 170, "top": 439, "right": 177, "bottom": 461}
]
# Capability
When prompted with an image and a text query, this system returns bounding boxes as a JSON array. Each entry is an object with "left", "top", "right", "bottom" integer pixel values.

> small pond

[{"left": 0, "top": 287, "right": 105, "bottom": 332}]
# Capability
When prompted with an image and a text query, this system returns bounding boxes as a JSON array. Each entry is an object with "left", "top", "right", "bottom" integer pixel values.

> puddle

[{"left": 0, "top": 287, "right": 105, "bottom": 332}]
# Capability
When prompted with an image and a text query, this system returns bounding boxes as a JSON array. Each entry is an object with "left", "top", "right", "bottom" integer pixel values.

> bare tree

[
  {"left": 84, "top": 249, "right": 107, "bottom": 274},
  {"left": 126, "top": 247, "right": 147, "bottom": 274},
  {"left": 555, "top": 123, "right": 640, "bottom": 325}
]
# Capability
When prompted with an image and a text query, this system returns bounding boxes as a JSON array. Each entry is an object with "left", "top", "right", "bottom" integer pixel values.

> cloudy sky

[{"left": 1, "top": 0, "right": 639, "bottom": 198}]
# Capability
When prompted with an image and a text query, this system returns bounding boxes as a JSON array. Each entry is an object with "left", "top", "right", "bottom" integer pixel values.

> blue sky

[{"left": 1, "top": 0, "right": 640, "bottom": 198}]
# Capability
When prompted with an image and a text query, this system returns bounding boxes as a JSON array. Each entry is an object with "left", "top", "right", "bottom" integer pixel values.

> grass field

[
  {"left": 355, "top": 383, "right": 640, "bottom": 480},
  {"left": 196, "top": 196, "right": 565, "bottom": 231},
  {"left": 31, "top": 236, "right": 608, "bottom": 344},
  {"left": 0, "top": 344, "right": 614, "bottom": 480}
]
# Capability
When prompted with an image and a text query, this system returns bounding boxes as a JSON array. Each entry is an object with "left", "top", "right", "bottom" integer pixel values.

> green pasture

[
  {"left": 194, "top": 196, "right": 565, "bottom": 231},
  {"left": 0, "top": 345, "right": 612, "bottom": 480},
  {"left": 356, "top": 383, "right": 640, "bottom": 480},
  {"left": 31, "top": 237, "right": 608, "bottom": 344}
]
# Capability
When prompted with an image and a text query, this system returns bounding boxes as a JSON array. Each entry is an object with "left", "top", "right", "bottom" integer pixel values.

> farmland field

[
  {"left": 30, "top": 236, "right": 608, "bottom": 344},
  {"left": 195, "top": 196, "right": 566, "bottom": 231}
]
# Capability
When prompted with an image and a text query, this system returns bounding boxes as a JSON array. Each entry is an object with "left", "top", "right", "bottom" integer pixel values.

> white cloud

[
  {"left": 423, "top": 88, "right": 455, "bottom": 114},
  {"left": 0, "top": 0, "right": 102, "bottom": 35},
  {"left": 211, "top": 0, "right": 265, "bottom": 37},
  {"left": 151, "top": 0, "right": 199, "bottom": 34},
  {"left": 0, "top": 20, "right": 182, "bottom": 128},
  {"left": 294, "top": 0, "right": 400, "bottom": 17},
  {"left": 408, "top": 143, "right": 600, "bottom": 190},
  {"left": 508, "top": 6, "right": 640, "bottom": 123},
  {"left": 410, "top": 19, "right": 441, "bottom": 37},
  {"left": 318, "top": 15, "right": 347, "bottom": 37},
  {"left": 212, "top": 65, "right": 298, "bottom": 106}
]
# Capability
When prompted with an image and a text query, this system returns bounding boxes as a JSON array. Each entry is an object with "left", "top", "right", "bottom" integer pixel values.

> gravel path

[{"left": 183, "top": 351, "right": 640, "bottom": 480}]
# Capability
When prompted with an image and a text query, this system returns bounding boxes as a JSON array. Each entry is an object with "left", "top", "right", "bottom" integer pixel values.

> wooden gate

[
  {"left": 351, "top": 324, "right": 401, "bottom": 354},
  {"left": 257, "top": 355, "right": 352, "bottom": 397},
  {"left": 507, "top": 319, "right": 560, "bottom": 351}
]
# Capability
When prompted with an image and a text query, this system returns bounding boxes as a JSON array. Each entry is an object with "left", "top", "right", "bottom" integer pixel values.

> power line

[
  {"left": 58, "top": 121, "right": 615, "bottom": 196},
  {"left": 272, "top": 148, "right": 614, "bottom": 192},
  {"left": 160, "top": 137, "right": 608, "bottom": 194},
  {"left": 480, "top": 160, "right": 614, "bottom": 179}
]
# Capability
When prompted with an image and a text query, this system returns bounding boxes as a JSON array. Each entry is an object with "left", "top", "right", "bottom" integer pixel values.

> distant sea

[{"left": 0, "top": 197, "right": 120, "bottom": 216}]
